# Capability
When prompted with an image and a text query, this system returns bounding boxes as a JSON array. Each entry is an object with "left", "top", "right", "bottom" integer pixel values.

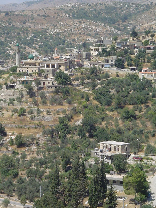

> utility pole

[
  {"left": 123, "top": 197, "right": 125, "bottom": 208},
  {"left": 40, "top": 185, "right": 42, "bottom": 198}
]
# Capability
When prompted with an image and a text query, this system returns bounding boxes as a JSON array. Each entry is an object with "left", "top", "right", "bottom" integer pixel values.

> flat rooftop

[{"left": 99, "top": 141, "right": 129, "bottom": 145}]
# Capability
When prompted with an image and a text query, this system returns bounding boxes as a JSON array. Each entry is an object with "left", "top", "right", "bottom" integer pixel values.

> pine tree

[
  {"left": 64, "top": 157, "right": 88, "bottom": 208},
  {"left": 88, "top": 176, "right": 99, "bottom": 208},
  {"left": 105, "top": 185, "right": 117, "bottom": 208},
  {"left": 89, "top": 162, "right": 107, "bottom": 208},
  {"left": 98, "top": 161, "right": 107, "bottom": 204}
]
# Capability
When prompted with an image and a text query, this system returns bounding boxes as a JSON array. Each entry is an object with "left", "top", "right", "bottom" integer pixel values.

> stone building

[{"left": 91, "top": 141, "right": 130, "bottom": 164}]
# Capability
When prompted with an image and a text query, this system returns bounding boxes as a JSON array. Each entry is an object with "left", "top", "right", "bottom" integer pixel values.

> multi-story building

[{"left": 91, "top": 141, "right": 130, "bottom": 164}]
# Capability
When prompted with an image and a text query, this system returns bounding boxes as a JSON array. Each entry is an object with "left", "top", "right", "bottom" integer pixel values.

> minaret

[{"left": 16, "top": 43, "right": 20, "bottom": 67}]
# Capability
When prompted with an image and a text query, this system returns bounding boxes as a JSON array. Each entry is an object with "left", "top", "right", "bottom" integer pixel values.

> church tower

[{"left": 16, "top": 43, "right": 20, "bottom": 67}]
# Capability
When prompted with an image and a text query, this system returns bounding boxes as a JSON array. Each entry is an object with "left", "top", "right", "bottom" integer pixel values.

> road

[
  {"left": 148, "top": 174, "right": 156, "bottom": 206},
  {"left": 0, "top": 198, "right": 33, "bottom": 208}
]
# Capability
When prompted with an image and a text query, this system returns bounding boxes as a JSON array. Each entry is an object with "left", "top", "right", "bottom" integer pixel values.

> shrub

[{"left": 18, "top": 107, "right": 26, "bottom": 116}]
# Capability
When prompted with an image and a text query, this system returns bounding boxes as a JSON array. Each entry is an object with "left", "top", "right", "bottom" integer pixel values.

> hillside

[
  {"left": 0, "top": 1, "right": 156, "bottom": 62},
  {"left": 0, "top": 0, "right": 154, "bottom": 11},
  {"left": 0, "top": 68, "right": 156, "bottom": 207}
]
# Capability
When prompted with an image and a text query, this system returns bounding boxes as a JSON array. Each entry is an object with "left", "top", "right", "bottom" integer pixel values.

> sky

[{"left": 0, "top": 0, "right": 29, "bottom": 5}]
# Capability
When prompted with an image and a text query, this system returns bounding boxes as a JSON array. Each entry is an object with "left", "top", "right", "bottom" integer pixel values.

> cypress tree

[{"left": 106, "top": 185, "right": 117, "bottom": 208}]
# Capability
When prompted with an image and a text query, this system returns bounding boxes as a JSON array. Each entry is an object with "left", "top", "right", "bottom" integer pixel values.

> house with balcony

[
  {"left": 91, "top": 141, "right": 130, "bottom": 164},
  {"left": 139, "top": 71, "right": 156, "bottom": 82}
]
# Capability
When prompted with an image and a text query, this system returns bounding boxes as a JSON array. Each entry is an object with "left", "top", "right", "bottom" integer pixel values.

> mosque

[{"left": 15, "top": 43, "right": 70, "bottom": 78}]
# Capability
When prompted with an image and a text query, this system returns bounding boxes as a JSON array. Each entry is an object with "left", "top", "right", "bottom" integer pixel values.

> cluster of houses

[{"left": 5, "top": 34, "right": 156, "bottom": 89}]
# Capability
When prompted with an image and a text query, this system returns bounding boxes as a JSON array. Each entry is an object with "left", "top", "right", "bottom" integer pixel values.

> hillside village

[{"left": 1, "top": 1, "right": 156, "bottom": 208}]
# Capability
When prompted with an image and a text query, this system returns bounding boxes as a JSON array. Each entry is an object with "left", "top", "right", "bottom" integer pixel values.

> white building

[{"left": 91, "top": 141, "right": 130, "bottom": 164}]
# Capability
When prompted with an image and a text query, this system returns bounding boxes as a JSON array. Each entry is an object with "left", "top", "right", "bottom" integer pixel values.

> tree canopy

[
  {"left": 123, "top": 166, "right": 149, "bottom": 202},
  {"left": 55, "top": 71, "right": 71, "bottom": 85}
]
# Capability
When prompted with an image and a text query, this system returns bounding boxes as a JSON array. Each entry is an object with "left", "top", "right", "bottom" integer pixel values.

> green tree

[
  {"left": 113, "top": 36, "right": 118, "bottom": 42},
  {"left": 151, "top": 60, "right": 156, "bottom": 69},
  {"left": 123, "top": 166, "right": 149, "bottom": 202},
  {"left": 145, "top": 144, "right": 156, "bottom": 156},
  {"left": 90, "top": 66, "right": 97, "bottom": 76},
  {"left": 24, "top": 83, "right": 35, "bottom": 98},
  {"left": 88, "top": 176, "right": 99, "bottom": 208},
  {"left": 121, "top": 108, "right": 136, "bottom": 121},
  {"left": 0, "top": 154, "right": 18, "bottom": 177},
  {"left": 78, "top": 126, "right": 86, "bottom": 139},
  {"left": 2, "top": 198, "right": 10, "bottom": 208},
  {"left": 142, "top": 205, "right": 154, "bottom": 208},
  {"left": 15, "top": 134, "right": 25, "bottom": 148},
  {"left": 144, "top": 30, "right": 150, "bottom": 37},
  {"left": 150, "top": 33, "right": 155, "bottom": 40},
  {"left": 20, "top": 195, "right": 26, "bottom": 206},
  {"left": 143, "top": 40, "right": 149, "bottom": 46},
  {"left": 82, "top": 115, "right": 97, "bottom": 138},
  {"left": 18, "top": 107, "right": 26, "bottom": 116},
  {"left": 65, "top": 157, "right": 87, "bottom": 207},
  {"left": 112, "top": 154, "right": 127, "bottom": 172},
  {"left": 130, "top": 28, "right": 138, "bottom": 39},
  {"left": 3, "top": 177, "right": 15, "bottom": 196},
  {"left": 105, "top": 185, "right": 117, "bottom": 208},
  {"left": 61, "top": 151, "right": 71, "bottom": 172},
  {"left": 9, "top": 66, "right": 17, "bottom": 73},
  {"left": 0, "top": 123, "right": 7, "bottom": 136},
  {"left": 89, "top": 162, "right": 107, "bottom": 207},
  {"left": 39, "top": 91, "right": 46, "bottom": 100},
  {"left": 55, "top": 71, "right": 71, "bottom": 85},
  {"left": 115, "top": 58, "right": 124, "bottom": 69},
  {"left": 34, "top": 78, "right": 41, "bottom": 87},
  {"left": 55, "top": 116, "right": 70, "bottom": 140}
]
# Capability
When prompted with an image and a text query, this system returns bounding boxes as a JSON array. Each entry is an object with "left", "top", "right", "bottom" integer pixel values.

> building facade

[{"left": 91, "top": 141, "right": 130, "bottom": 164}]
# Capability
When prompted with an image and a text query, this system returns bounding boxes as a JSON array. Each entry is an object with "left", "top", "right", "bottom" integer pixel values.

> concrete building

[
  {"left": 91, "top": 141, "right": 130, "bottom": 164},
  {"left": 106, "top": 173, "right": 124, "bottom": 187},
  {"left": 139, "top": 71, "right": 156, "bottom": 82},
  {"left": 90, "top": 46, "right": 106, "bottom": 56},
  {"left": 17, "top": 54, "right": 43, "bottom": 75}
]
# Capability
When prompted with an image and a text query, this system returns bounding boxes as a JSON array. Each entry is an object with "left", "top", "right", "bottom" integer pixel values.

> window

[
  {"left": 114, "top": 146, "right": 116, "bottom": 151},
  {"left": 120, "top": 181, "right": 123, "bottom": 184},
  {"left": 32, "top": 70, "right": 33, "bottom": 72},
  {"left": 113, "top": 180, "right": 116, "bottom": 184}
]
